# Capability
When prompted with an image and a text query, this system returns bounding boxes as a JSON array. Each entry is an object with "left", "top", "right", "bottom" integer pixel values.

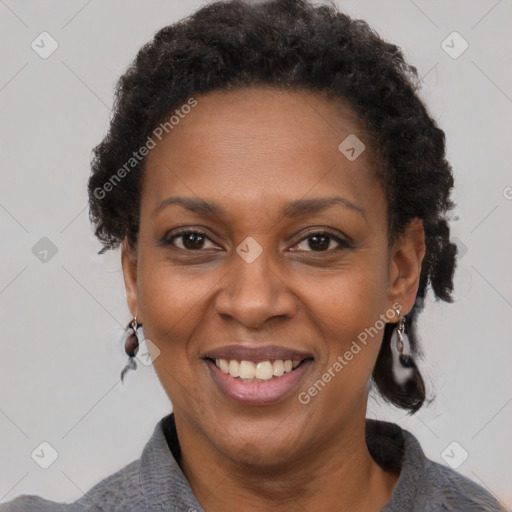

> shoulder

[
  {"left": 74, "top": 458, "right": 143, "bottom": 511},
  {"left": 0, "top": 494, "right": 84, "bottom": 512},
  {"left": 0, "top": 414, "right": 200, "bottom": 512},
  {"left": 0, "top": 459, "right": 140, "bottom": 512},
  {"left": 0, "top": 495, "right": 71, "bottom": 511},
  {"left": 366, "top": 419, "right": 505, "bottom": 512},
  {"left": 419, "top": 456, "right": 506, "bottom": 511}
]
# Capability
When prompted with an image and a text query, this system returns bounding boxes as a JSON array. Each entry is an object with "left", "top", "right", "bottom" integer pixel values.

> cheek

[
  {"left": 135, "top": 259, "right": 213, "bottom": 392},
  {"left": 300, "top": 251, "right": 389, "bottom": 342},
  {"left": 295, "top": 254, "right": 389, "bottom": 402},
  {"left": 137, "top": 239, "right": 221, "bottom": 338}
]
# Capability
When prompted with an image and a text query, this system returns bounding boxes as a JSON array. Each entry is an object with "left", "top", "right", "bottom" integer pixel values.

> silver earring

[{"left": 390, "top": 307, "right": 414, "bottom": 385}]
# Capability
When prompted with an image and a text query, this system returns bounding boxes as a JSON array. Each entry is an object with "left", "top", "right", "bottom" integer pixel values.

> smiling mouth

[{"left": 206, "top": 357, "right": 314, "bottom": 382}]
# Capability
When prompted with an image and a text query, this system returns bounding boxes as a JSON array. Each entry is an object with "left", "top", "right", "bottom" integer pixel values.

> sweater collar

[
  {"left": 140, "top": 413, "right": 427, "bottom": 511},
  {"left": 139, "top": 413, "right": 204, "bottom": 511},
  {"left": 365, "top": 418, "right": 428, "bottom": 511}
]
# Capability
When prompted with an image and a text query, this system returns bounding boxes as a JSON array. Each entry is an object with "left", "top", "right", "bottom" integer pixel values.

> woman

[{"left": 1, "top": 0, "right": 505, "bottom": 510}]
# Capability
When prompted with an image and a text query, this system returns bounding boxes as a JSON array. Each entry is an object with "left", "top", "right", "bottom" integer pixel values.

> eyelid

[
  {"left": 162, "top": 228, "right": 222, "bottom": 250},
  {"left": 292, "top": 229, "right": 350, "bottom": 251},
  {"left": 161, "top": 227, "right": 350, "bottom": 252}
]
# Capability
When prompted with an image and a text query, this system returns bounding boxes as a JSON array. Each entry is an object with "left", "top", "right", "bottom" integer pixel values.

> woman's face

[{"left": 122, "top": 87, "right": 423, "bottom": 466}]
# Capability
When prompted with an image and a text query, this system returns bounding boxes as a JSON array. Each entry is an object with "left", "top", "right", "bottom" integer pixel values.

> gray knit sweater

[{"left": 0, "top": 414, "right": 505, "bottom": 512}]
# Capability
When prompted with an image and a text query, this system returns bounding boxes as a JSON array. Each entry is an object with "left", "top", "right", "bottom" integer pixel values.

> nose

[{"left": 214, "top": 249, "right": 297, "bottom": 329}]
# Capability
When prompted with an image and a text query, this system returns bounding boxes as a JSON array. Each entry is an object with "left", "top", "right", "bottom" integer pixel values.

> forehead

[{"left": 141, "top": 87, "right": 383, "bottom": 219}]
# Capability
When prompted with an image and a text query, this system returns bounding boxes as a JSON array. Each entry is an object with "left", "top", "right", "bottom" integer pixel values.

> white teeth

[
  {"left": 214, "top": 358, "right": 302, "bottom": 380},
  {"left": 273, "top": 360, "right": 284, "bottom": 377},
  {"left": 239, "top": 360, "right": 255, "bottom": 379},
  {"left": 218, "top": 358, "right": 229, "bottom": 374},
  {"left": 255, "top": 361, "right": 274, "bottom": 380},
  {"left": 228, "top": 359, "right": 240, "bottom": 377}
]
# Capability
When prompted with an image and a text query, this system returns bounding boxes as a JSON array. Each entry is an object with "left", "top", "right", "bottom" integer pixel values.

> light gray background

[{"left": 1, "top": 0, "right": 511, "bottom": 507}]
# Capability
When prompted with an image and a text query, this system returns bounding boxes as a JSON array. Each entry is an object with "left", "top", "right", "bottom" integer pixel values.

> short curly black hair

[{"left": 88, "top": 0, "right": 457, "bottom": 413}]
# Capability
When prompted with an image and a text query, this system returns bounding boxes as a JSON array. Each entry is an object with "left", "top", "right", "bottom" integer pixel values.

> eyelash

[
  {"left": 293, "top": 230, "right": 350, "bottom": 252},
  {"left": 162, "top": 228, "right": 350, "bottom": 253}
]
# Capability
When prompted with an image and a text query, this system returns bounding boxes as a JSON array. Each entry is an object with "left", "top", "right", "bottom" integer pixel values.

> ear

[
  {"left": 121, "top": 237, "right": 139, "bottom": 319},
  {"left": 387, "top": 218, "right": 426, "bottom": 315}
]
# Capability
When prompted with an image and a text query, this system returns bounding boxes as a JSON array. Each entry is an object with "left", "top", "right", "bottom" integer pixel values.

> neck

[{"left": 173, "top": 407, "right": 399, "bottom": 512}]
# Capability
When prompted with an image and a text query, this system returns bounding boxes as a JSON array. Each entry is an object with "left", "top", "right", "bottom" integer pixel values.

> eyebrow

[{"left": 151, "top": 195, "right": 366, "bottom": 220}]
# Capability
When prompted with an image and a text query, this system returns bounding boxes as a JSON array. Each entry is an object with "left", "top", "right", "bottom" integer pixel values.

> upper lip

[{"left": 202, "top": 344, "right": 314, "bottom": 362}]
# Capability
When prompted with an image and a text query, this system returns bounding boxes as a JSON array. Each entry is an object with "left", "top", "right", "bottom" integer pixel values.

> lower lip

[{"left": 205, "top": 359, "right": 313, "bottom": 406}]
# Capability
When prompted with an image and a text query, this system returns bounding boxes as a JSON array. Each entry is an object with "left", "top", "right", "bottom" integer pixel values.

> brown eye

[
  {"left": 306, "top": 234, "right": 330, "bottom": 251},
  {"left": 292, "top": 231, "right": 348, "bottom": 252},
  {"left": 168, "top": 231, "right": 218, "bottom": 251}
]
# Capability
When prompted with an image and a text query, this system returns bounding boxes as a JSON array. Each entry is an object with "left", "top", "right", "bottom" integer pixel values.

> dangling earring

[
  {"left": 125, "top": 317, "right": 141, "bottom": 357},
  {"left": 120, "top": 317, "right": 143, "bottom": 382},
  {"left": 390, "top": 307, "right": 414, "bottom": 385}
]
